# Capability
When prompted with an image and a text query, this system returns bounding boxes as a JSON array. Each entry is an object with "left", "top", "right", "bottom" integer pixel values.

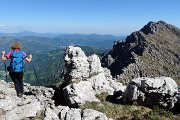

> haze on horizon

[{"left": 0, "top": 0, "right": 180, "bottom": 36}]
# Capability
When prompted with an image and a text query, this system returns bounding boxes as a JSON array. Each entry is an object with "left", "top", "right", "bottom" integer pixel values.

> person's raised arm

[
  {"left": 25, "top": 54, "right": 32, "bottom": 62},
  {"left": 1, "top": 51, "right": 7, "bottom": 61}
]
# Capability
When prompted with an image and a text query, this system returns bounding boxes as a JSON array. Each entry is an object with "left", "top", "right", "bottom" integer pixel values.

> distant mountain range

[
  {"left": 0, "top": 32, "right": 125, "bottom": 50},
  {"left": 0, "top": 32, "right": 125, "bottom": 85},
  {"left": 0, "top": 30, "right": 125, "bottom": 38},
  {"left": 0, "top": 31, "right": 63, "bottom": 37}
]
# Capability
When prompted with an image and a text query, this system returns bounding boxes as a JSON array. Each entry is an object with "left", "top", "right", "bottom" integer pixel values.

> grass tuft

[{"left": 80, "top": 92, "right": 180, "bottom": 120}]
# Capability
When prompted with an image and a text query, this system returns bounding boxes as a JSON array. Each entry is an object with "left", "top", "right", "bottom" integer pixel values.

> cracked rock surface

[{"left": 123, "top": 77, "right": 178, "bottom": 109}]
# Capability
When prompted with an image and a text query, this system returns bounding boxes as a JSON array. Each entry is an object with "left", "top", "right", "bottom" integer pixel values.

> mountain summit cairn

[{"left": 102, "top": 21, "right": 180, "bottom": 85}]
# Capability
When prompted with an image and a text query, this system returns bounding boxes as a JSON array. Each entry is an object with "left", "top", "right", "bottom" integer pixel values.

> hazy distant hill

[
  {"left": 53, "top": 33, "right": 119, "bottom": 49},
  {"left": 0, "top": 31, "right": 61, "bottom": 38},
  {"left": 0, "top": 32, "right": 123, "bottom": 50},
  {"left": 24, "top": 45, "right": 103, "bottom": 86},
  {"left": 0, "top": 32, "right": 117, "bottom": 85},
  {"left": 102, "top": 21, "right": 180, "bottom": 85}
]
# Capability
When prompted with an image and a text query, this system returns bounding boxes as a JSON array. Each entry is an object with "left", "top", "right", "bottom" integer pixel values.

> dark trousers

[{"left": 9, "top": 72, "right": 24, "bottom": 94}]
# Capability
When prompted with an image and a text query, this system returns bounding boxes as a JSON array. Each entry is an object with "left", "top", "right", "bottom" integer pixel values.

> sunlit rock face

[
  {"left": 63, "top": 46, "right": 124, "bottom": 107},
  {"left": 102, "top": 21, "right": 180, "bottom": 85},
  {"left": 123, "top": 77, "right": 178, "bottom": 109}
]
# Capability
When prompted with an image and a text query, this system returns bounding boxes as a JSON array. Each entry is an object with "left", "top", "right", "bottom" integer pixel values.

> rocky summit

[
  {"left": 0, "top": 45, "right": 180, "bottom": 119},
  {"left": 102, "top": 21, "right": 180, "bottom": 85},
  {"left": 0, "top": 80, "right": 111, "bottom": 120}
]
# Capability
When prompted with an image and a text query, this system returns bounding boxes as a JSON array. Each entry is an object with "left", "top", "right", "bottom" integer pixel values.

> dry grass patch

[{"left": 80, "top": 92, "right": 180, "bottom": 120}]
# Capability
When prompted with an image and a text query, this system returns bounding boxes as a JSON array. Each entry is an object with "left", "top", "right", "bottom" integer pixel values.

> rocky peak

[
  {"left": 102, "top": 21, "right": 180, "bottom": 85},
  {"left": 140, "top": 21, "right": 180, "bottom": 36},
  {"left": 140, "top": 21, "right": 167, "bottom": 35}
]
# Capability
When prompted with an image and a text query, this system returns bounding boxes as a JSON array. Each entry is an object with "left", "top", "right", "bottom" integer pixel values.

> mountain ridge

[{"left": 102, "top": 21, "right": 180, "bottom": 85}]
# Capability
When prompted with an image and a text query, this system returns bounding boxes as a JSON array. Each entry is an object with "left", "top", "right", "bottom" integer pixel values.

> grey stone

[
  {"left": 82, "top": 109, "right": 110, "bottom": 120},
  {"left": 0, "top": 100, "right": 41, "bottom": 120},
  {"left": 123, "top": 77, "right": 178, "bottom": 109},
  {"left": 65, "top": 108, "right": 81, "bottom": 120},
  {"left": 44, "top": 107, "right": 59, "bottom": 120},
  {"left": 64, "top": 81, "right": 100, "bottom": 107}
]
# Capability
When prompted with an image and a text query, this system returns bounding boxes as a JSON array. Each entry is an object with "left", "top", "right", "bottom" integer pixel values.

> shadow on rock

[
  {"left": 170, "top": 103, "right": 180, "bottom": 115},
  {"left": 106, "top": 90, "right": 124, "bottom": 104},
  {"left": 51, "top": 82, "right": 68, "bottom": 106},
  {"left": 24, "top": 92, "right": 35, "bottom": 96}
]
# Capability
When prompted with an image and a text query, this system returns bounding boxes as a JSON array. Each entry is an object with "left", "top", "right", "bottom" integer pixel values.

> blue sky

[{"left": 0, "top": 0, "right": 180, "bottom": 35}]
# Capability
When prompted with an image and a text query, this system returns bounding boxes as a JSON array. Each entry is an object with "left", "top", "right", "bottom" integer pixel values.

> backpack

[{"left": 8, "top": 50, "right": 25, "bottom": 72}]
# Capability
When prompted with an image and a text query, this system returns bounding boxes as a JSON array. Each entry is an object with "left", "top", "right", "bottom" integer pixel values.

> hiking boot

[{"left": 17, "top": 93, "right": 23, "bottom": 98}]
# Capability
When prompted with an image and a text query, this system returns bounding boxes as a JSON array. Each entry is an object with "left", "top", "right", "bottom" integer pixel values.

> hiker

[{"left": 1, "top": 42, "right": 32, "bottom": 98}]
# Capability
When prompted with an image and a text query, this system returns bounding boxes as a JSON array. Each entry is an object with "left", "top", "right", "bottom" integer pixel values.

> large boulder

[
  {"left": 63, "top": 46, "right": 124, "bottom": 107},
  {"left": 123, "top": 77, "right": 178, "bottom": 109}
]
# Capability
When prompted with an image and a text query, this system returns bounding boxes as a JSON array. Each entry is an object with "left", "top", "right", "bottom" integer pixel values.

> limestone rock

[
  {"left": 60, "top": 108, "right": 111, "bottom": 120},
  {"left": 28, "top": 86, "right": 54, "bottom": 99},
  {"left": 123, "top": 77, "right": 178, "bottom": 109},
  {"left": 88, "top": 54, "right": 103, "bottom": 76},
  {"left": 82, "top": 109, "right": 110, "bottom": 120},
  {"left": 0, "top": 80, "right": 55, "bottom": 120},
  {"left": 0, "top": 100, "right": 41, "bottom": 120},
  {"left": 0, "top": 79, "right": 114, "bottom": 120},
  {"left": 63, "top": 46, "right": 124, "bottom": 107},
  {"left": 64, "top": 81, "right": 100, "bottom": 107},
  {"left": 0, "top": 96, "right": 21, "bottom": 111},
  {"left": 44, "top": 107, "right": 59, "bottom": 120},
  {"left": 0, "top": 81, "right": 16, "bottom": 95},
  {"left": 64, "top": 45, "right": 90, "bottom": 82},
  {"left": 58, "top": 106, "right": 70, "bottom": 120},
  {"left": 65, "top": 108, "right": 81, "bottom": 120},
  {"left": 88, "top": 72, "right": 118, "bottom": 94}
]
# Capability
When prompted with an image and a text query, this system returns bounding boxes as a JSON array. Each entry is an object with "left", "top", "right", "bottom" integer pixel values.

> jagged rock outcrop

[
  {"left": 123, "top": 77, "right": 178, "bottom": 109},
  {"left": 102, "top": 21, "right": 180, "bottom": 85},
  {"left": 63, "top": 46, "right": 125, "bottom": 107},
  {"left": 0, "top": 80, "right": 111, "bottom": 120}
]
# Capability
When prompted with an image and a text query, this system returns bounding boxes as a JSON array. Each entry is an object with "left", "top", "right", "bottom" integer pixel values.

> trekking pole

[
  {"left": 32, "top": 59, "right": 39, "bottom": 86},
  {"left": 3, "top": 61, "right": 7, "bottom": 82},
  {"left": 2, "top": 48, "right": 7, "bottom": 82}
]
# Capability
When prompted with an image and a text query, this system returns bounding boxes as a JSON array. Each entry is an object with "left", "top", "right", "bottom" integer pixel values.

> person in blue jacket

[{"left": 1, "top": 42, "right": 32, "bottom": 97}]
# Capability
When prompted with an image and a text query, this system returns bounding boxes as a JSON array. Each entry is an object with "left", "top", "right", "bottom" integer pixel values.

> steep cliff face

[{"left": 102, "top": 21, "right": 180, "bottom": 85}]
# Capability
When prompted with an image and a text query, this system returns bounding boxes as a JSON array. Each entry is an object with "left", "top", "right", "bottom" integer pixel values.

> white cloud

[{"left": 0, "top": 25, "right": 6, "bottom": 28}]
